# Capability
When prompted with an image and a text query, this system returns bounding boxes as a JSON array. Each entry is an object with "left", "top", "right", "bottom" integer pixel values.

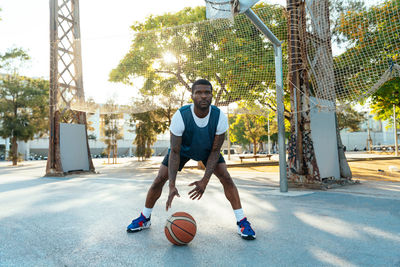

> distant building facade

[{"left": 340, "top": 115, "right": 397, "bottom": 151}]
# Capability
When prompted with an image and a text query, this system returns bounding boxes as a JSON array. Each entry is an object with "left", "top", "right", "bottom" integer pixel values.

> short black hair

[{"left": 191, "top": 79, "right": 213, "bottom": 93}]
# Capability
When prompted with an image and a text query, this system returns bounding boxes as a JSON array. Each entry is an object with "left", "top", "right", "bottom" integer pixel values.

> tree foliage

[
  {"left": 110, "top": 4, "right": 288, "bottom": 110},
  {"left": 0, "top": 48, "right": 30, "bottom": 72},
  {"left": 229, "top": 114, "right": 250, "bottom": 149},
  {"left": 130, "top": 98, "right": 175, "bottom": 160},
  {"left": 109, "top": 4, "right": 292, "bottom": 158},
  {"left": 370, "top": 77, "right": 400, "bottom": 124},
  {"left": 229, "top": 103, "right": 269, "bottom": 154},
  {"left": 0, "top": 75, "right": 49, "bottom": 165},
  {"left": 330, "top": 0, "right": 366, "bottom": 44},
  {"left": 337, "top": 105, "right": 365, "bottom": 131},
  {"left": 231, "top": 113, "right": 267, "bottom": 155},
  {"left": 0, "top": 46, "right": 48, "bottom": 165},
  {"left": 101, "top": 99, "right": 123, "bottom": 164},
  {"left": 333, "top": 0, "right": 400, "bottom": 99}
]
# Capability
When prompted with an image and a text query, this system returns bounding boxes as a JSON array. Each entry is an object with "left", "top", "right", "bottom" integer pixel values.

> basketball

[{"left": 165, "top": 212, "right": 197, "bottom": 245}]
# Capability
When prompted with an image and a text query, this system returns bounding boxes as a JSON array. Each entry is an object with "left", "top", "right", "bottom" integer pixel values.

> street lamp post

[
  {"left": 227, "top": 105, "right": 231, "bottom": 160},
  {"left": 267, "top": 111, "right": 271, "bottom": 155},
  {"left": 394, "top": 104, "right": 398, "bottom": 156}
]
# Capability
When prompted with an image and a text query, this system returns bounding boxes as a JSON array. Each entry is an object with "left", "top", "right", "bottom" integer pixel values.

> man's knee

[
  {"left": 214, "top": 164, "right": 235, "bottom": 187},
  {"left": 151, "top": 165, "right": 168, "bottom": 189},
  {"left": 153, "top": 175, "right": 167, "bottom": 186},
  {"left": 220, "top": 175, "right": 235, "bottom": 188}
]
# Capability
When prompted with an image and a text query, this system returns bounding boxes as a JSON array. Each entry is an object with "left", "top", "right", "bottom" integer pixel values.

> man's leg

[
  {"left": 144, "top": 152, "right": 190, "bottom": 209},
  {"left": 213, "top": 162, "right": 242, "bottom": 210},
  {"left": 145, "top": 164, "right": 169, "bottom": 208},
  {"left": 127, "top": 164, "right": 168, "bottom": 233},
  {"left": 213, "top": 163, "right": 256, "bottom": 240}
]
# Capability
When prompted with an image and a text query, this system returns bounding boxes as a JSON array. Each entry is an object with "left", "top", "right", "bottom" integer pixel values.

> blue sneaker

[
  {"left": 237, "top": 217, "right": 256, "bottom": 240},
  {"left": 127, "top": 213, "right": 151, "bottom": 233}
]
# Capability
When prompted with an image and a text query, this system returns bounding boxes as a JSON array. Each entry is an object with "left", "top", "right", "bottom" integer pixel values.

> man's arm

[
  {"left": 203, "top": 133, "right": 225, "bottom": 180},
  {"left": 166, "top": 133, "right": 182, "bottom": 211},
  {"left": 188, "top": 133, "right": 225, "bottom": 200}
]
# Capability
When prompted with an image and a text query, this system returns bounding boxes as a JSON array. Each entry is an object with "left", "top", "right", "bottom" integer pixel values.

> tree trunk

[
  {"left": 287, "top": 0, "right": 321, "bottom": 183},
  {"left": 258, "top": 142, "right": 263, "bottom": 153},
  {"left": 253, "top": 140, "right": 257, "bottom": 155},
  {"left": 336, "top": 115, "right": 352, "bottom": 177},
  {"left": 11, "top": 136, "right": 18, "bottom": 166},
  {"left": 307, "top": 0, "right": 352, "bottom": 179},
  {"left": 112, "top": 145, "right": 114, "bottom": 164},
  {"left": 114, "top": 144, "right": 117, "bottom": 164},
  {"left": 115, "top": 143, "right": 118, "bottom": 164}
]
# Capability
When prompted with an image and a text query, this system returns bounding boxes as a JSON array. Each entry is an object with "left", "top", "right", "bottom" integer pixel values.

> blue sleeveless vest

[{"left": 179, "top": 104, "right": 220, "bottom": 161}]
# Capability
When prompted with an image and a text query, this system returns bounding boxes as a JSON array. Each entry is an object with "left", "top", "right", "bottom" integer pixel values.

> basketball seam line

[
  {"left": 166, "top": 222, "right": 186, "bottom": 245},
  {"left": 167, "top": 219, "right": 195, "bottom": 237},
  {"left": 171, "top": 216, "right": 196, "bottom": 225}
]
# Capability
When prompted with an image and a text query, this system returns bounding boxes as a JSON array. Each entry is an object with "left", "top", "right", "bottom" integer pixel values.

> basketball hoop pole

[{"left": 244, "top": 8, "right": 288, "bottom": 192}]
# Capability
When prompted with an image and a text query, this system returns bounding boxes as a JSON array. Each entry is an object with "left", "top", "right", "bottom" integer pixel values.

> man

[{"left": 127, "top": 79, "right": 256, "bottom": 240}]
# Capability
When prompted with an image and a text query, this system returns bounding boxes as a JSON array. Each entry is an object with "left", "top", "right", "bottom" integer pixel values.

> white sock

[
  {"left": 142, "top": 207, "right": 153, "bottom": 219},
  {"left": 233, "top": 208, "right": 245, "bottom": 222}
]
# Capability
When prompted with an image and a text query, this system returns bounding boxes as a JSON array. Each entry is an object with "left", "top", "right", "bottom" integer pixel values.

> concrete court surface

[{"left": 0, "top": 159, "right": 399, "bottom": 267}]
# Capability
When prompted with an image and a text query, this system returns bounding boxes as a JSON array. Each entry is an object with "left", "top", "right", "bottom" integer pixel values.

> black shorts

[{"left": 161, "top": 153, "right": 225, "bottom": 171}]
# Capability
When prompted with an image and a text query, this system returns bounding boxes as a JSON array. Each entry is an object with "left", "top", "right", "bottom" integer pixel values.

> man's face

[{"left": 191, "top": 84, "right": 212, "bottom": 110}]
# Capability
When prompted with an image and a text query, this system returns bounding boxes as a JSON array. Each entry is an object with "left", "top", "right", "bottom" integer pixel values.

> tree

[
  {"left": 333, "top": 0, "right": 400, "bottom": 98},
  {"left": 0, "top": 48, "right": 30, "bottom": 72},
  {"left": 0, "top": 75, "right": 49, "bottom": 165},
  {"left": 286, "top": 0, "right": 322, "bottom": 183},
  {"left": 229, "top": 114, "right": 250, "bottom": 151},
  {"left": 330, "top": 0, "right": 366, "bottom": 44},
  {"left": 110, "top": 4, "right": 288, "bottom": 110},
  {"left": 129, "top": 97, "right": 174, "bottom": 161},
  {"left": 370, "top": 77, "right": 400, "bottom": 124},
  {"left": 333, "top": 0, "right": 399, "bottom": 161},
  {"left": 337, "top": 105, "right": 366, "bottom": 132},
  {"left": 85, "top": 97, "right": 97, "bottom": 133},
  {"left": 229, "top": 102, "right": 270, "bottom": 154},
  {"left": 285, "top": 0, "right": 366, "bottom": 182},
  {"left": 230, "top": 113, "right": 267, "bottom": 155},
  {"left": 132, "top": 111, "right": 157, "bottom": 161},
  {"left": 109, "top": 7, "right": 206, "bottom": 95},
  {"left": 258, "top": 110, "right": 291, "bottom": 148},
  {"left": 101, "top": 99, "right": 123, "bottom": 164}
]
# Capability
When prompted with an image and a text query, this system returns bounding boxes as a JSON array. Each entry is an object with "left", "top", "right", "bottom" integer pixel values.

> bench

[{"left": 239, "top": 154, "right": 272, "bottom": 163}]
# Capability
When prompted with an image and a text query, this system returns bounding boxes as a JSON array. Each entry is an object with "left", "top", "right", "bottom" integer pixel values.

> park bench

[{"left": 239, "top": 154, "right": 272, "bottom": 163}]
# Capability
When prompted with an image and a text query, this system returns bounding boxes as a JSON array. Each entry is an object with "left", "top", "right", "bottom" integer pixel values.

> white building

[{"left": 340, "top": 115, "right": 397, "bottom": 151}]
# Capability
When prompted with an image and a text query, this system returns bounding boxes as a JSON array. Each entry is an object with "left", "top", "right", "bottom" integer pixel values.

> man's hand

[
  {"left": 166, "top": 186, "right": 180, "bottom": 211},
  {"left": 188, "top": 179, "right": 209, "bottom": 200}
]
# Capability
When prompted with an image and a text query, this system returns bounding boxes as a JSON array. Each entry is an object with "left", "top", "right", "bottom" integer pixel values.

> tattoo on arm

[
  {"left": 203, "top": 133, "right": 225, "bottom": 180},
  {"left": 168, "top": 133, "right": 182, "bottom": 188}
]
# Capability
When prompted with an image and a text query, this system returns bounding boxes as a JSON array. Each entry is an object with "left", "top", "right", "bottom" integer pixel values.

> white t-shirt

[{"left": 170, "top": 104, "right": 228, "bottom": 136}]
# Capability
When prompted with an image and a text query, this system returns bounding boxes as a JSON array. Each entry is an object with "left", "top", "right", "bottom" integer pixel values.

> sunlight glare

[
  {"left": 309, "top": 247, "right": 358, "bottom": 267},
  {"left": 162, "top": 51, "right": 177, "bottom": 64},
  {"left": 294, "top": 212, "right": 361, "bottom": 239}
]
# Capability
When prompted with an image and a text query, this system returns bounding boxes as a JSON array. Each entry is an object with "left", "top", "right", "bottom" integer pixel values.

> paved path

[{"left": 0, "top": 160, "right": 399, "bottom": 266}]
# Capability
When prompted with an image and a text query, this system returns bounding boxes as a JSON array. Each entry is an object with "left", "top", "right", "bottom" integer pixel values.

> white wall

[
  {"left": 60, "top": 123, "right": 90, "bottom": 172},
  {"left": 340, "top": 131, "right": 395, "bottom": 150},
  {"left": 310, "top": 97, "right": 340, "bottom": 179}
]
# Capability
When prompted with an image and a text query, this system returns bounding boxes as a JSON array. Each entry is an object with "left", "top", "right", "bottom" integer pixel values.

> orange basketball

[{"left": 165, "top": 212, "right": 197, "bottom": 245}]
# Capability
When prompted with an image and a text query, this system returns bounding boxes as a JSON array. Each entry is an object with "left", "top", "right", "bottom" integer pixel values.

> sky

[{"left": 0, "top": 0, "right": 285, "bottom": 104}]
